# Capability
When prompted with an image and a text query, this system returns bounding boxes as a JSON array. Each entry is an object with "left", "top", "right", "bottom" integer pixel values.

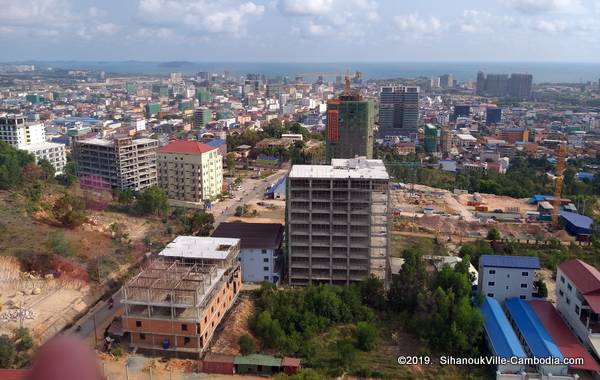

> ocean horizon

[{"left": 5, "top": 61, "right": 600, "bottom": 83}]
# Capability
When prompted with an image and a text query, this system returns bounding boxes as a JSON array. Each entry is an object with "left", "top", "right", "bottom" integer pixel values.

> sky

[{"left": 1, "top": 0, "right": 600, "bottom": 62}]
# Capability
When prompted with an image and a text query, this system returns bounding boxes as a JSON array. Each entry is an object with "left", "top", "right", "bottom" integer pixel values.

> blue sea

[{"left": 12, "top": 61, "right": 600, "bottom": 83}]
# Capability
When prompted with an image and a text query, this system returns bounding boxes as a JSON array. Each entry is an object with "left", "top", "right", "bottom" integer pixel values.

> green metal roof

[{"left": 234, "top": 354, "right": 282, "bottom": 367}]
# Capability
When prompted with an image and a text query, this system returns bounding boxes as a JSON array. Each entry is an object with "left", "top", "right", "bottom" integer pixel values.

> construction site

[
  {"left": 120, "top": 237, "right": 242, "bottom": 358},
  {"left": 391, "top": 183, "right": 574, "bottom": 243}
]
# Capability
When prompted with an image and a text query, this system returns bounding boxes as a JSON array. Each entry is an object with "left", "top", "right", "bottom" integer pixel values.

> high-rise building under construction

[{"left": 326, "top": 78, "right": 374, "bottom": 161}]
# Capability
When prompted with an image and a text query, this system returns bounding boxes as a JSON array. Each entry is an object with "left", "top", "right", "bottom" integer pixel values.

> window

[
  {"left": 489, "top": 269, "right": 496, "bottom": 275},
  {"left": 559, "top": 290, "right": 564, "bottom": 297},
  {"left": 264, "top": 276, "right": 269, "bottom": 280},
  {"left": 560, "top": 276, "right": 565, "bottom": 283},
  {"left": 488, "top": 281, "right": 495, "bottom": 287},
  {"left": 522, "top": 271, "right": 529, "bottom": 277},
  {"left": 135, "top": 321, "right": 142, "bottom": 327},
  {"left": 262, "top": 249, "right": 267, "bottom": 254},
  {"left": 264, "top": 266, "right": 269, "bottom": 271},
  {"left": 521, "top": 284, "right": 528, "bottom": 288},
  {"left": 520, "top": 295, "right": 526, "bottom": 300},
  {"left": 487, "top": 293, "right": 494, "bottom": 297},
  {"left": 184, "top": 337, "right": 190, "bottom": 345},
  {"left": 140, "top": 333, "right": 146, "bottom": 340},
  {"left": 567, "top": 284, "right": 572, "bottom": 291},
  {"left": 263, "top": 258, "right": 269, "bottom": 263},
  {"left": 181, "top": 324, "right": 188, "bottom": 331},
  {"left": 566, "top": 298, "right": 571, "bottom": 305},
  {"left": 576, "top": 305, "right": 580, "bottom": 315}
]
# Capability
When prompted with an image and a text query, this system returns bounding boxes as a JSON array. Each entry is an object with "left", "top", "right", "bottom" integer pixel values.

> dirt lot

[
  {"left": 0, "top": 256, "right": 102, "bottom": 343},
  {"left": 209, "top": 294, "right": 257, "bottom": 355},
  {"left": 226, "top": 200, "right": 285, "bottom": 225},
  {"left": 392, "top": 185, "right": 572, "bottom": 243}
]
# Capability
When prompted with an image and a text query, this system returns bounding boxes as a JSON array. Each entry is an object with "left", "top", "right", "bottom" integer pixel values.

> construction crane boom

[{"left": 551, "top": 139, "right": 567, "bottom": 226}]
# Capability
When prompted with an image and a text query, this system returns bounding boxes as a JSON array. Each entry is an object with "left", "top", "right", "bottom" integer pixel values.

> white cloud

[
  {"left": 279, "top": 0, "right": 335, "bottom": 16},
  {"left": 280, "top": 0, "right": 378, "bottom": 38},
  {"left": 95, "top": 23, "right": 119, "bottom": 35},
  {"left": 394, "top": 13, "right": 443, "bottom": 37},
  {"left": 459, "top": 10, "right": 493, "bottom": 33},
  {"left": 0, "top": 0, "right": 75, "bottom": 28},
  {"left": 501, "top": 0, "right": 584, "bottom": 14},
  {"left": 137, "top": 0, "right": 264, "bottom": 36}
]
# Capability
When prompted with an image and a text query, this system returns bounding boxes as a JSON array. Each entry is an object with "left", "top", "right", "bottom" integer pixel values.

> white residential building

[
  {"left": 21, "top": 142, "right": 67, "bottom": 174},
  {"left": 0, "top": 114, "right": 46, "bottom": 148},
  {"left": 478, "top": 255, "right": 540, "bottom": 303},
  {"left": 556, "top": 259, "right": 600, "bottom": 357},
  {"left": 212, "top": 223, "right": 284, "bottom": 284}
]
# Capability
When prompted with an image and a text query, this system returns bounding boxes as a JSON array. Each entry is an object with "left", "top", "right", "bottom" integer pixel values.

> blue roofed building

[
  {"left": 505, "top": 298, "right": 568, "bottom": 376},
  {"left": 205, "top": 138, "right": 227, "bottom": 157},
  {"left": 479, "top": 255, "right": 541, "bottom": 303},
  {"left": 529, "top": 194, "right": 558, "bottom": 204},
  {"left": 576, "top": 172, "right": 594, "bottom": 181},
  {"left": 560, "top": 211, "right": 593, "bottom": 240},
  {"left": 266, "top": 176, "right": 286, "bottom": 200},
  {"left": 481, "top": 296, "right": 527, "bottom": 374}
]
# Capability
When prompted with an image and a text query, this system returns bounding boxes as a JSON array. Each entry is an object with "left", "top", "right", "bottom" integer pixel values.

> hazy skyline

[{"left": 1, "top": 0, "right": 599, "bottom": 62}]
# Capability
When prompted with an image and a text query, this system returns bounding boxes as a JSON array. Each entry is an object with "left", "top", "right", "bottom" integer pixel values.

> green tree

[
  {"left": 238, "top": 334, "right": 255, "bottom": 355},
  {"left": 135, "top": 186, "right": 168, "bottom": 215},
  {"left": 235, "top": 204, "right": 249, "bottom": 217},
  {"left": 37, "top": 159, "right": 55, "bottom": 180},
  {"left": 0, "top": 334, "right": 15, "bottom": 368},
  {"left": 355, "top": 321, "right": 377, "bottom": 351},
  {"left": 53, "top": 193, "right": 88, "bottom": 227},
  {"left": 185, "top": 210, "right": 215, "bottom": 236},
  {"left": 534, "top": 273, "right": 549, "bottom": 298},
  {"left": 388, "top": 249, "right": 427, "bottom": 313},
  {"left": 487, "top": 228, "right": 501, "bottom": 241},
  {"left": 115, "top": 189, "right": 134, "bottom": 206},
  {"left": 14, "top": 327, "right": 33, "bottom": 352},
  {"left": 0, "top": 141, "right": 35, "bottom": 189}
]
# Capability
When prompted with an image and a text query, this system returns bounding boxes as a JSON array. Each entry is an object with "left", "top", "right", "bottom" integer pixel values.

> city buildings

[
  {"left": 326, "top": 84, "right": 375, "bottom": 161},
  {"left": 0, "top": 114, "right": 66, "bottom": 173},
  {"left": 73, "top": 137, "right": 159, "bottom": 191},
  {"left": 478, "top": 255, "right": 540, "bottom": 302},
  {"left": 194, "top": 108, "right": 212, "bottom": 129},
  {"left": 476, "top": 72, "right": 533, "bottom": 99},
  {"left": 121, "top": 236, "right": 242, "bottom": 358},
  {"left": 499, "top": 128, "right": 529, "bottom": 143},
  {"left": 287, "top": 158, "right": 390, "bottom": 286},
  {"left": 212, "top": 222, "right": 284, "bottom": 284},
  {"left": 378, "top": 86, "right": 420, "bottom": 138},
  {"left": 157, "top": 140, "right": 223, "bottom": 207}
]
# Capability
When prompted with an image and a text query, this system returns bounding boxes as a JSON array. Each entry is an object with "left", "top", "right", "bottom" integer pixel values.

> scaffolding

[{"left": 122, "top": 259, "right": 222, "bottom": 309}]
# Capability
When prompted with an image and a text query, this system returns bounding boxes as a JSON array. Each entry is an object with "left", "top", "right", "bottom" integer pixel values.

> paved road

[
  {"left": 67, "top": 289, "right": 123, "bottom": 345},
  {"left": 212, "top": 168, "right": 288, "bottom": 224}
]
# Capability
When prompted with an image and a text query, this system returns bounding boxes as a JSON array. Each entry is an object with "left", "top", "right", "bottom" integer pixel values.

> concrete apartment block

[
  {"left": 21, "top": 142, "right": 67, "bottom": 174},
  {"left": 73, "top": 136, "right": 158, "bottom": 191},
  {"left": 0, "top": 114, "right": 46, "bottom": 148},
  {"left": 121, "top": 237, "right": 242, "bottom": 358},
  {"left": 157, "top": 140, "right": 223, "bottom": 208},
  {"left": 287, "top": 158, "right": 390, "bottom": 286}
]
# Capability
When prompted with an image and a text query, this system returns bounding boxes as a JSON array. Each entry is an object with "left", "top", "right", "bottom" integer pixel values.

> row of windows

[
  {"left": 487, "top": 281, "right": 528, "bottom": 288},
  {"left": 488, "top": 269, "right": 529, "bottom": 277}
]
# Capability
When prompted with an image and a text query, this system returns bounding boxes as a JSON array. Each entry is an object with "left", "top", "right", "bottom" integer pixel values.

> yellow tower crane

[{"left": 551, "top": 139, "right": 567, "bottom": 227}]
